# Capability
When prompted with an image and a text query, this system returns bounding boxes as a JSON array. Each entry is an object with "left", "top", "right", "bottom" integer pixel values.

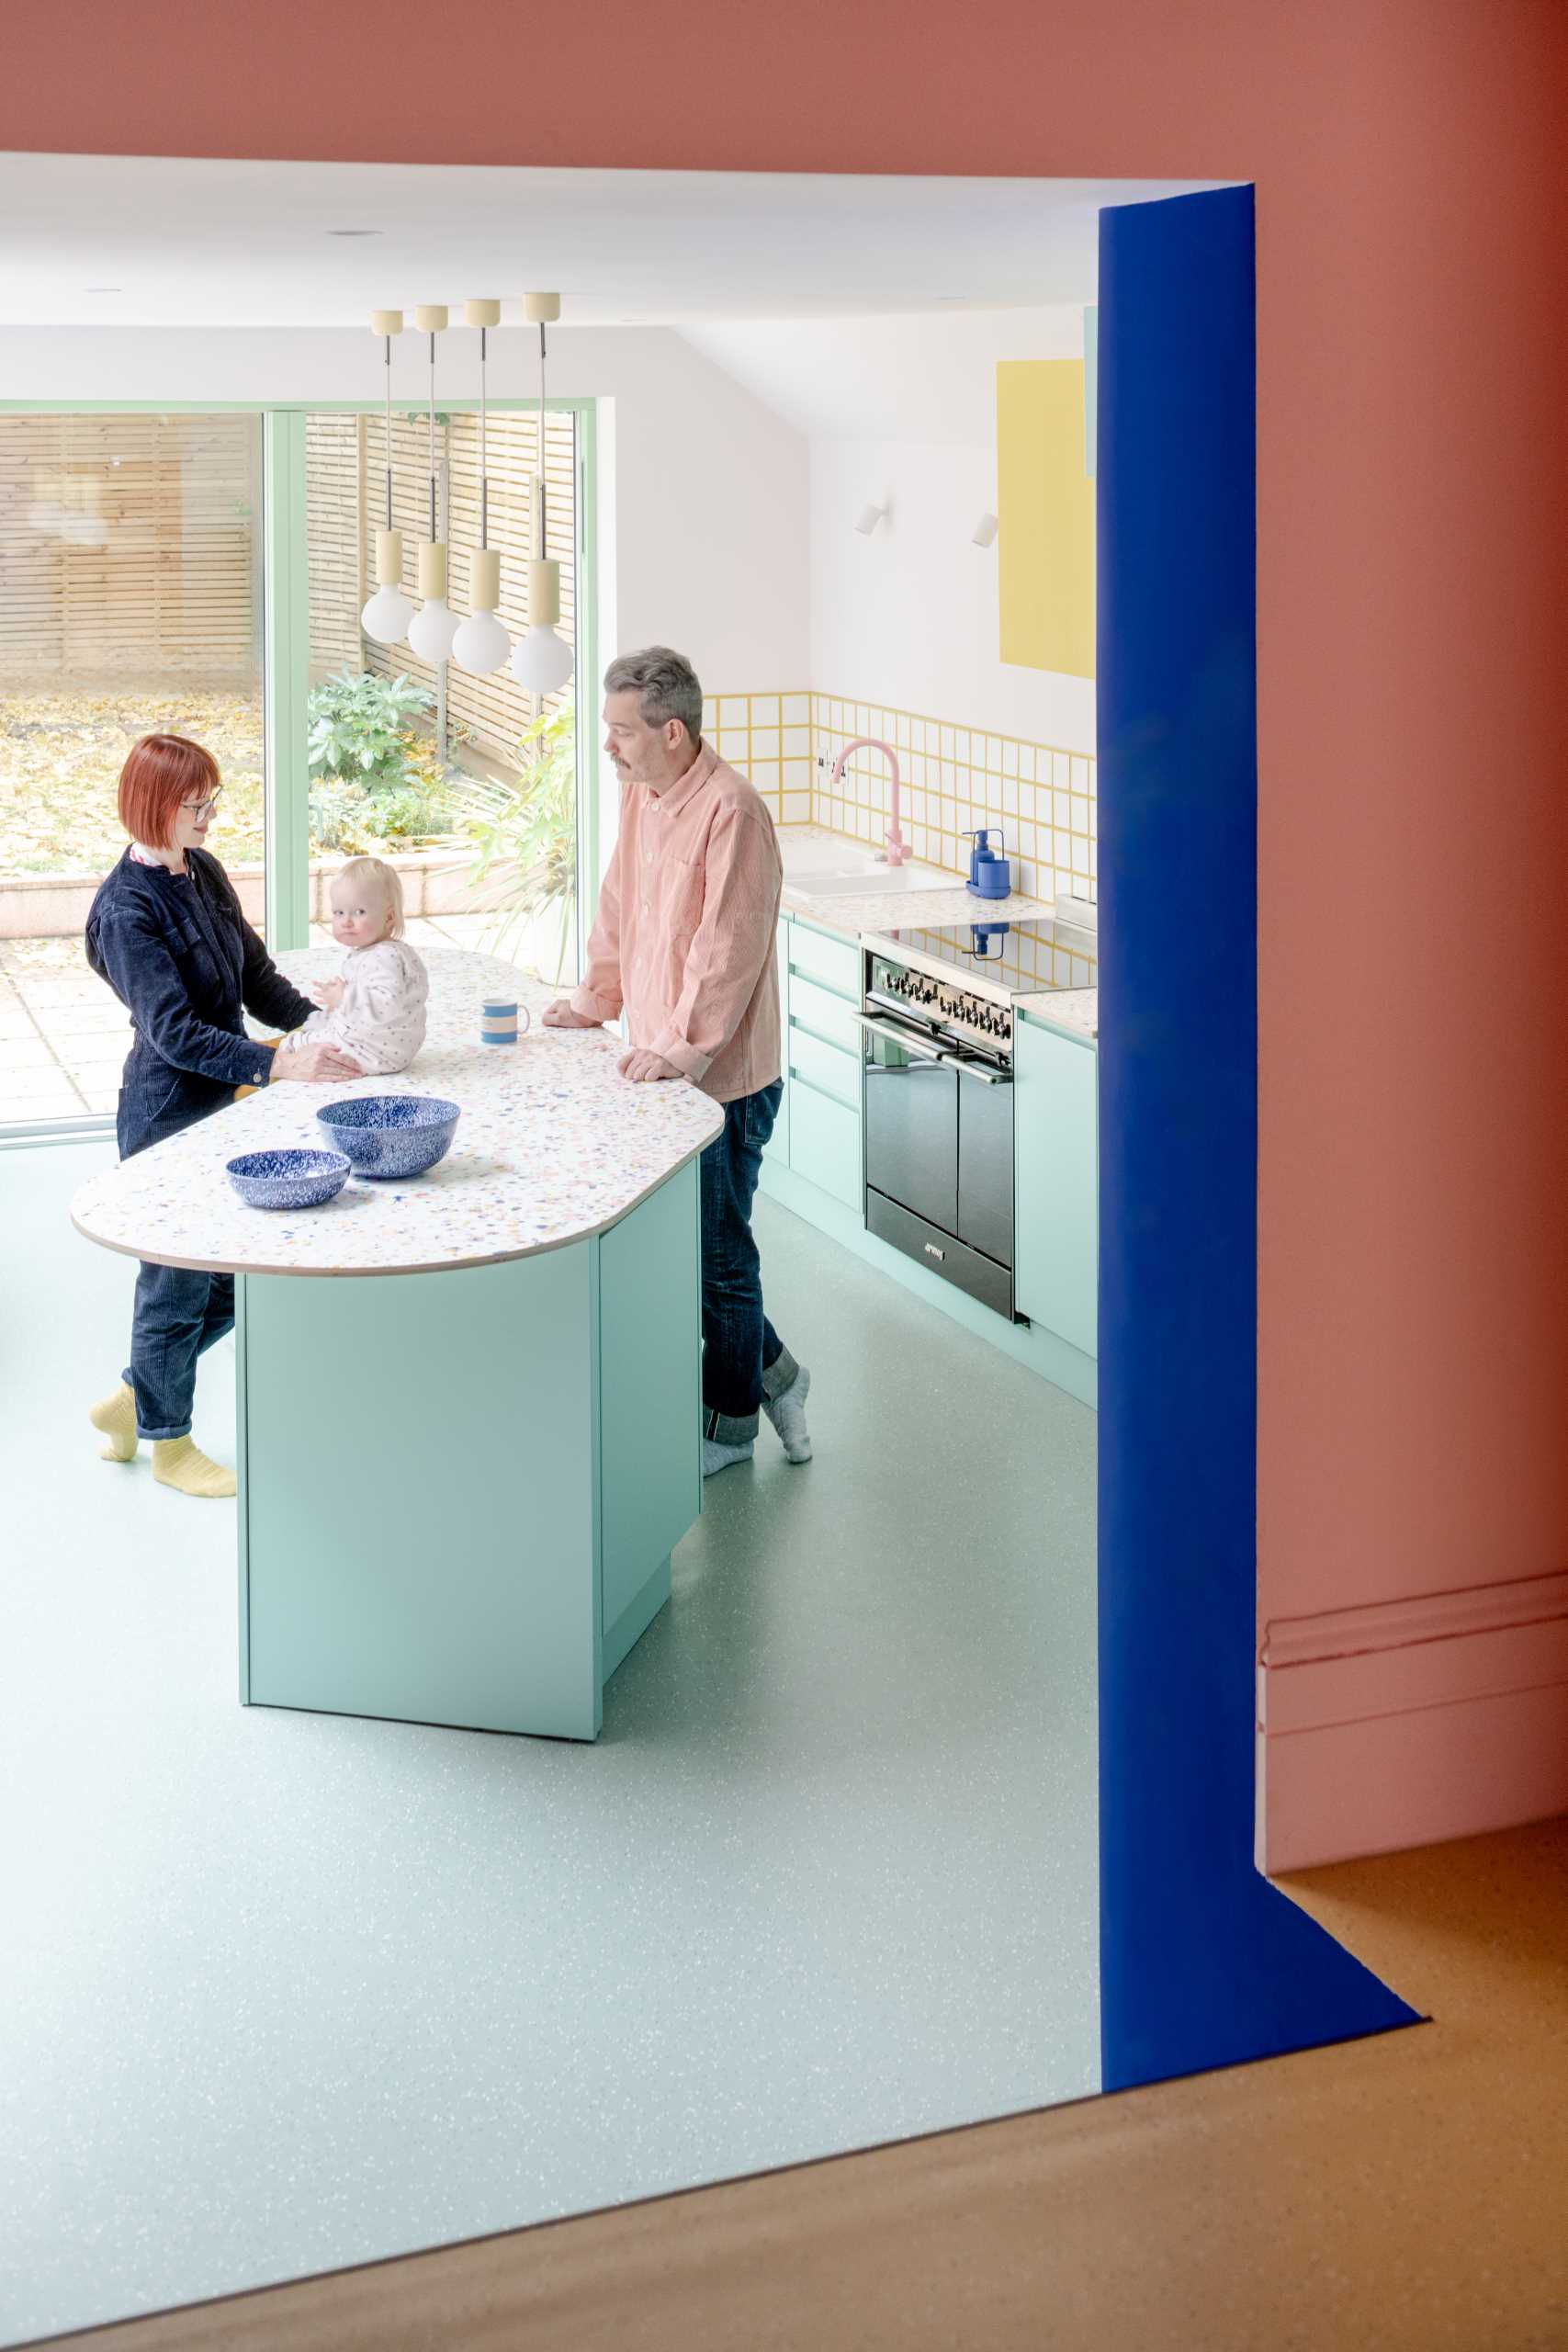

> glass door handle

[{"left": 939, "top": 1053, "right": 1011, "bottom": 1085}]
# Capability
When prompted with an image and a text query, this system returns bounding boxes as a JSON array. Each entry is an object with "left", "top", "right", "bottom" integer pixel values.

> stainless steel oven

[{"left": 860, "top": 951, "right": 1016, "bottom": 1319}]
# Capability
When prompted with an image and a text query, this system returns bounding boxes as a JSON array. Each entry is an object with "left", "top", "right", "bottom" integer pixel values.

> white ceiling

[{"left": 0, "top": 155, "right": 1225, "bottom": 328}]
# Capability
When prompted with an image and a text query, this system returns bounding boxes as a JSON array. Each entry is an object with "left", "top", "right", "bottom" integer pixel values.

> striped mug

[{"left": 480, "top": 998, "right": 531, "bottom": 1046}]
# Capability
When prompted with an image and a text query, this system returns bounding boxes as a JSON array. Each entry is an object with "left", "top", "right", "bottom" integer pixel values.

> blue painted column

[{"left": 1095, "top": 186, "right": 1418, "bottom": 2089}]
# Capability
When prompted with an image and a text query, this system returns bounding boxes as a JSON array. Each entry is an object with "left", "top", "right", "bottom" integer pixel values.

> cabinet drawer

[
  {"left": 789, "top": 1074, "right": 863, "bottom": 1210},
  {"left": 789, "top": 971, "right": 862, "bottom": 1057},
  {"left": 787, "top": 1023, "right": 861, "bottom": 1112},
  {"left": 762, "top": 920, "right": 790, "bottom": 1168},
  {"left": 789, "top": 921, "right": 861, "bottom": 1001}
]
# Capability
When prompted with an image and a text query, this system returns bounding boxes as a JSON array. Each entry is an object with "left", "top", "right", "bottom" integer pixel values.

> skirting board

[{"left": 1258, "top": 1570, "right": 1568, "bottom": 1871}]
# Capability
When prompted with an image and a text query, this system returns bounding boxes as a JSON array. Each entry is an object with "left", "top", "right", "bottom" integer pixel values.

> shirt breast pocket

[{"left": 664, "top": 857, "right": 706, "bottom": 944}]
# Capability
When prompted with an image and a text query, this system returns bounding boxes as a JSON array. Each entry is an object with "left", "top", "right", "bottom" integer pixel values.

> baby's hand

[{"left": 314, "top": 978, "right": 345, "bottom": 1010}]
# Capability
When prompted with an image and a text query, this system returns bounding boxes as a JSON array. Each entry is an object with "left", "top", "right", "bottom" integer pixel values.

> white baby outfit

[{"left": 291, "top": 938, "right": 429, "bottom": 1075}]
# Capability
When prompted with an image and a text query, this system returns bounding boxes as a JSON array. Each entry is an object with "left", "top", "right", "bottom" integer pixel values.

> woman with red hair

[{"left": 83, "top": 733, "right": 361, "bottom": 1498}]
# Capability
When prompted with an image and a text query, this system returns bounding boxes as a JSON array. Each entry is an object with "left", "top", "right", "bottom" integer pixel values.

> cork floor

[{"left": 36, "top": 1813, "right": 1568, "bottom": 2352}]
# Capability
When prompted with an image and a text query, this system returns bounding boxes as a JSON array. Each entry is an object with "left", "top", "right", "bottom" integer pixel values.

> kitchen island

[{"left": 72, "top": 947, "right": 723, "bottom": 1741}]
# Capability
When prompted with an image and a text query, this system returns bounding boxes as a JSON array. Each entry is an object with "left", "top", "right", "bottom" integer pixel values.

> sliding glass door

[{"left": 0, "top": 413, "right": 266, "bottom": 1130}]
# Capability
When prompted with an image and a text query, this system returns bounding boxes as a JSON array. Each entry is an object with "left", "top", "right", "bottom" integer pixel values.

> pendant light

[
  {"left": 360, "top": 311, "right": 417, "bottom": 643},
  {"left": 406, "top": 305, "right": 462, "bottom": 665},
  {"left": 510, "top": 292, "right": 575, "bottom": 697},
  {"left": 451, "top": 299, "right": 512, "bottom": 674}
]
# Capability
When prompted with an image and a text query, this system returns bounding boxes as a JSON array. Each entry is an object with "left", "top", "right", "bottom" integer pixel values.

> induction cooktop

[{"left": 865, "top": 913, "right": 1098, "bottom": 1001}]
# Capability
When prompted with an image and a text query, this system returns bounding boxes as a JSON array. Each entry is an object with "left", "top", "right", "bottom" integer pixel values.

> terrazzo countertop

[
  {"left": 779, "top": 831, "right": 1097, "bottom": 1035},
  {"left": 1018, "top": 989, "right": 1099, "bottom": 1041},
  {"left": 70, "top": 947, "right": 724, "bottom": 1279},
  {"left": 782, "top": 876, "right": 1056, "bottom": 938}
]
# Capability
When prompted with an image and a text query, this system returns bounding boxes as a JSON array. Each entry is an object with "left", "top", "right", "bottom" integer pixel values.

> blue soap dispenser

[{"left": 964, "top": 828, "right": 1012, "bottom": 900}]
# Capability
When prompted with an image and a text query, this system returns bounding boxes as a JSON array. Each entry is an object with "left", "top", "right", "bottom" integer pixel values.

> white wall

[{"left": 683, "top": 310, "right": 1095, "bottom": 754}]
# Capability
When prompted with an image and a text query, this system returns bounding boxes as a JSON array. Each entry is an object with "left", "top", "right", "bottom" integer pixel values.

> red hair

[{"left": 118, "top": 734, "right": 220, "bottom": 851}]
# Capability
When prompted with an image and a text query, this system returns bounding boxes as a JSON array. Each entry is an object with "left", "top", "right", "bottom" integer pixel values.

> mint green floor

[{"left": 0, "top": 1138, "right": 1099, "bottom": 2344}]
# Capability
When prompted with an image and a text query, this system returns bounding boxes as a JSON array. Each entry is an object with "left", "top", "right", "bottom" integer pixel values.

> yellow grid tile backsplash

[{"left": 705, "top": 691, "right": 1096, "bottom": 914}]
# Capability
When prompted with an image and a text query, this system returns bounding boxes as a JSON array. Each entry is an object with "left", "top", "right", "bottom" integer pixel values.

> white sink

[{"left": 793, "top": 865, "right": 947, "bottom": 897}]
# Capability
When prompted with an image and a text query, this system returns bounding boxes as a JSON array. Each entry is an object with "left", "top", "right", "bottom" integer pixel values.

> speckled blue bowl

[
  {"left": 226, "top": 1148, "right": 351, "bottom": 1211},
  {"left": 314, "top": 1093, "right": 461, "bottom": 1180}
]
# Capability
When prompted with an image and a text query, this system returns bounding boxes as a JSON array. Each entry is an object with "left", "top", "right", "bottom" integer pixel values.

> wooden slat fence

[{"left": 0, "top": 414, "right": 262, "bottom": 684}]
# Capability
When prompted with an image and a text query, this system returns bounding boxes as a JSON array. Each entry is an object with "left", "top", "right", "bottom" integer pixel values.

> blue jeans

[
  {"left": 124, "top": 1261, "right": 235, "bottom": 1441},
  {"left": 700, "top": 1081, "right": 797, "bottom": 1444},
  {"left": 118, "top": 1078, "right": 236, "bottom": 1442}
]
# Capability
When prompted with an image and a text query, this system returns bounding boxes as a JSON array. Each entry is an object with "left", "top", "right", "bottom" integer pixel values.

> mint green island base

[{"left": 235, "top": 1160, "right": 701, "bottom": 1741}]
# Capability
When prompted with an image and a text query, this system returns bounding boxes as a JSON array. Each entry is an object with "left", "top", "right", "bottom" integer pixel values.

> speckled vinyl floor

[{"left": 0, "top": 1139, "right": 1099, "bottom": 2346}]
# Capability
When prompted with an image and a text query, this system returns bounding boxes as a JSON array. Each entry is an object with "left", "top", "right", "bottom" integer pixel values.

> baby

[{"left": 286, "top": 856, "right": 429, "bottom": 1075}]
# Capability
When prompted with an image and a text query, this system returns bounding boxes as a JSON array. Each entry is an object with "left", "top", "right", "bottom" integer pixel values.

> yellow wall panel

[{"left": 997, "top": 359, "right": 1095, "bottom": 679}]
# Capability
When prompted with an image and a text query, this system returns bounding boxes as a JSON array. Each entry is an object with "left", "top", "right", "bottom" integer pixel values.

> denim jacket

[{"left": 85, "top": 847, "right": 317, "bottom": 1159}]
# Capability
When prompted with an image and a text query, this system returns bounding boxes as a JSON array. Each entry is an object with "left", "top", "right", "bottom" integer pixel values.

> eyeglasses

[{"left": 180, "top": 792, "right": 222, "bottom": 820}]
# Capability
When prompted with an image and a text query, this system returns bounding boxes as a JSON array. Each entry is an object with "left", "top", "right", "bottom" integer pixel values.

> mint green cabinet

[
  {"left": 1014, "top": 1014, "right": 1098, "bottom": 1359},
  {"left": 788, "top": 918, "right": 861, "bottom": 1001},
  {"left": 762, "top": 916, "right": 791, "bottom": 1172},
  {"left": 761, "top": 912, "right": 865, "bottom": 1212},
  {"left": 788, "top": 1074, "right": 862, "bottom": 1209},
  {"left": 238, "top": 1160, "right": 701, "bottom": 1741}
]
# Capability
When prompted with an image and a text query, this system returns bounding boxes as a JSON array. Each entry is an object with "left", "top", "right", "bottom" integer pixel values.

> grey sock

[
  {"left": 703, "top": 1435, "right": 754, "bottom": 1479},
  {"left": 762, "top": 1363, "right": 812, "bottom": 1464}
]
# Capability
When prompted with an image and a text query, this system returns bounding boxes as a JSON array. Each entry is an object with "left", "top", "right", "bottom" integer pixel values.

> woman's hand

[
  {"left": 313, "top": 978, "right": 346, "bottom": 1011},
  {"left": 543, "top": 999, "right": 604, "bottom": 1028},
  {"left": 269, "top": 1037, "right": 364, "bottom": 1085}
]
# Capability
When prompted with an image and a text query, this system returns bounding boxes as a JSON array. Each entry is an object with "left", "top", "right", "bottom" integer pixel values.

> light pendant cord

[
  {"left": 538, "top": 322, "right": 547, "bottom": 561},
  {"left": 427, "top": 331, "right": 437, "bottom": 543},
  {"left": 383, "top": 334, "right": 394, "bottom": 532},
  {"left": 479, "top": 327, "right": 489, "bottom": 551}
]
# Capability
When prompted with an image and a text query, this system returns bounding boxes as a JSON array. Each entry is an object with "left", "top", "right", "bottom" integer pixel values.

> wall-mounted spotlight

[
  {"left": 972, "top": 512, "right": 999, "bottom": 548},
  {"left": 853, "top": 503, "right": 888, "bottom": 537}
]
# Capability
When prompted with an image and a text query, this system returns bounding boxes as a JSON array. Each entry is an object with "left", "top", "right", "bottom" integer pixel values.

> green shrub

[
  {"left": 306, "top": 668, "right": 458, "bottom": 849},
  {"left": 307, "top": 669, "right": 433, "bottom": 794},
  {"left": 465, "top": 695, "right": 577, "bottom": 980}
]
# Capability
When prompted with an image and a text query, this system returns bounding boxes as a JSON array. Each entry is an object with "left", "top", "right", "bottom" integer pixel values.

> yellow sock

[
  {"left": 152, "top": 1435, "right": 237, "bottom": 1499},
  {"left": 89, "top": 1380, "right": 139, "bottom": 1463}
]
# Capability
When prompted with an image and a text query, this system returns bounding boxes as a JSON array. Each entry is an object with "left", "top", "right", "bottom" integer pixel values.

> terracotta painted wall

[{"left": 6, "top": 0, "right": 1567, "bottom": 1866}]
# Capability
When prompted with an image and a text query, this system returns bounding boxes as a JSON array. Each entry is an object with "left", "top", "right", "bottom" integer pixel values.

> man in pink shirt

[{"left": 545, "top": 648, "right": 812, "bottom": 1477}]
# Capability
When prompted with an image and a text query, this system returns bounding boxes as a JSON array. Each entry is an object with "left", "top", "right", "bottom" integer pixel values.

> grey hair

[{"left": 603, "top": 646, "right": 703, "bottom": 743}]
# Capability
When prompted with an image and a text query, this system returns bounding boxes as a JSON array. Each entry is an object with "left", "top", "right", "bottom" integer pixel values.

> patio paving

[{"left": 0, "top": 916, "right": 536, "bottom": 1127}]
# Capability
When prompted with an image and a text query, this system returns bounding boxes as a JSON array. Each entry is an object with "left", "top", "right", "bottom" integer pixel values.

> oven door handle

[
  {"left": 940, "top": 1052, "right": 1012, "bottom": 1086},
  {"left": 857, "top": 1012, "right": 948, "bottom": 1063}
]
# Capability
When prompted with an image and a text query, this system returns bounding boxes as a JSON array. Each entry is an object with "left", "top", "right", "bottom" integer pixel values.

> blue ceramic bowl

[
  {"left": 226, "top": 1148, "right": 351, "bottom": 1211},
  {"left": 315, "top": 1093, "right": 461, "bottom": 1180}
]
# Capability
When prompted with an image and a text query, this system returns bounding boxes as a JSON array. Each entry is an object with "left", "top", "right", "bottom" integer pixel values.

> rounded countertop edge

[
  {"left": 69, "top": 1128, "right": 719, "bottom": 1279},
  {"left": 66, "top": 944, "right": 728, "bottom": 1277}
]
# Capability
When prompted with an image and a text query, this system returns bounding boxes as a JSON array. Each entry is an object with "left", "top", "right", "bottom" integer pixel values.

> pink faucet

[{"left": 828, "top": 736, "right": 909, "bottom": 865}]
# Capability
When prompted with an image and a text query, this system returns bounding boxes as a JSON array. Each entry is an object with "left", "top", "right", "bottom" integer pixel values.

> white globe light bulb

[
  {"left": 361, "top": 584, "right": 415, "bottom": 644},
  {"left": 451, "top": 607, "right": 513, "bottom": 675},
  {"left": 407, "top": 595, "right": 461, "bottom": 664},
  {"left": 510, "top": 625, "right": 575, "bottom": 695}
]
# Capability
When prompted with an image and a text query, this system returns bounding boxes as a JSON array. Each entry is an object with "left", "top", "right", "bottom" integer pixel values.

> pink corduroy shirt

[{"left": 570, "top": 741, "right": 784, "bottom": 1103}]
